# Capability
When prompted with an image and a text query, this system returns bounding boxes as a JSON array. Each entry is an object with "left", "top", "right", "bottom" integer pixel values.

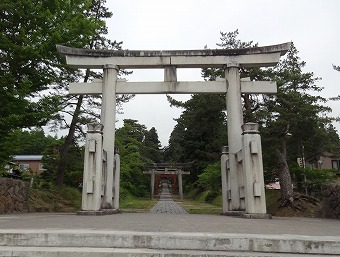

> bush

[
  {"left": 64, "top": 170, "right": 83, "bottom": 187},
  {"left": 292, "top": 166, "right": 337, "bottom": 195},
  {"left": 204, "top": 190, "right": 219, "bottom": 203},
  {"left": 197, "top": 162, "right": 221, "bottom": 193}
]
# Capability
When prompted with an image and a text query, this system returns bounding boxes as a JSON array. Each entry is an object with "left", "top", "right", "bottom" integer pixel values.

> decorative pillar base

[
  {"left": 241, "top": 213, "right": 272, "bottom": 219},
  {"left": 77, "top": 209, "right": 119, "bottom": 216}
]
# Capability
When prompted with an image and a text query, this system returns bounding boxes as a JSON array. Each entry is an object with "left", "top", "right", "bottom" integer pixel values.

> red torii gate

[
  {"left": 155, "top": 173, "right": 177, "bottom": 194},
  {"left": 143, "top": 163, "right": 191, "bottom": 199}
]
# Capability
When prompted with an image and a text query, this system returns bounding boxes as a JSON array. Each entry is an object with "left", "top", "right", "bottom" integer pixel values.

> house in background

[
  {"left": 10, "top": 155, "right": 45, "bottom": 173},
  {"left": 306, "top": 152, "right": 340, "bottom": 174}
]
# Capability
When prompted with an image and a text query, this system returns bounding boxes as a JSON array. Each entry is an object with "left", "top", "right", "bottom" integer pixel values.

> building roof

[
  {"left": 306, "top": 152, "right": 340, "bottom": 162},
  {"left": 12, "top": 155, "right": 43, "bottom": 161}
]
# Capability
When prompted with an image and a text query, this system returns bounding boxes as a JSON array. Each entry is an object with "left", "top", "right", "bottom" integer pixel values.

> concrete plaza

[
  {"left": 0, "top": 212, "right": 339, "bottom": 236},
  {"left": 0, "top": 184, "right": 339, "bottom": 235},
  {"left": 1, "top": 187, "right": 339, "bottom": 256}
]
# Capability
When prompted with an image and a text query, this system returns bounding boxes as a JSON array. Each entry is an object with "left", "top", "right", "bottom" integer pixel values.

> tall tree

[
  {"left": 257, "top": 44, "right": 333, "bottom": 207},
  {"left": 53, "top": 0, "right": 134, "bottom": 185},
  {"left": 166, "top": 94, "right": 227, "bottom": 182},
  {"left": 53, "top": 0, "right": 131, "bottom": 185},
  {"left": 0, "top": 0, "right": 104, "bottom": 164},
  {"left": 3, "top": 129, "right": 56, "bottom": 155},
  {"left": 144, "top": 127, "right": 163, "bottom": 163},
  {"left": 167, "top": 30, "right": 338, "bottom": 209},
  {"left": 42, "top": 138, "right": 84, "bottom": 187},
  {"left": 166, "top": 30, "right": 255, "bottom": 184},
  {"left": 115, "top": 119, "right": 160, "bottom": 197}
]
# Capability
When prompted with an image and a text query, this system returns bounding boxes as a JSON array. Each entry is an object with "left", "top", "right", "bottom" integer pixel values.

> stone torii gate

[
  {"left": 57, "top": 43, "right": 290, "bottom": 216},
  {"left": 143, "top": 163, "right": 191, "bottom": 199}
]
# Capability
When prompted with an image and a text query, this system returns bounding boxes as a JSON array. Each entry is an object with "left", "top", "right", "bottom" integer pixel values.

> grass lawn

[
  {"left": 173, "top": 190, "right": 223, "bottom": 214},
  {"left": 120, "top": 195, "right": 157, "bottom": 212},
  {"left": 175, "top": 198, "right": 222, "bottom": 214}
]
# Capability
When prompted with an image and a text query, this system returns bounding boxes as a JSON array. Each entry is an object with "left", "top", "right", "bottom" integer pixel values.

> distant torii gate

[
  {"left": 57, "top": 43, "right": 290, "bottom": 217},
  {"left": 143, "top": 163, "right": 191, "bottom": 199}
]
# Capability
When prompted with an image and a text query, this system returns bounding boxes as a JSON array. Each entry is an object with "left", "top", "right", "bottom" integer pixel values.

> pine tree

[
  {"left": 54, "top": 0, "right": 132, "bottom": 185},
  {"left": 256, "top": 43, "right": 333, "bottom": 207}
]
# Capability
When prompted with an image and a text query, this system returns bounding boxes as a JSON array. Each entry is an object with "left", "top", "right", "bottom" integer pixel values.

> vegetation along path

[{"left": 149, "top": 183, "right": 188, "bottom": 214}]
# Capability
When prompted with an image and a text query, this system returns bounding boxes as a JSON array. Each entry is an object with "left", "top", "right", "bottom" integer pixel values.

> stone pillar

[
  {"left": 173, "top": 174, "right": 177, "bottom": 194},
  {"left": 150, "top": 169, "right": 155, "bottom": 199},
  {"left": 221, "top": 146, "right": 229, "bottom": 213},
  {"left": 164, "top": 66, "right": 177, "bottom": 82},
  {"left": 80, "top": 123, "right": 103, "bottom": 212},
  {"left": 178, "top": 170, "right": 183, "bottom": 199},
  {"left": 224, "top": 65, "right": 244, "bottom": 211},
  {"left": 101, "top": 64, "right": 119, "bottom": 209},
  {"left": 113, "top": 147, "right": 120, "bottom": 209},
  {"left": 155, "top": 175, "right": 159, "bottom": 194},
  {"left": 242, "top": 123, "right": 271, "bottom": 219}
]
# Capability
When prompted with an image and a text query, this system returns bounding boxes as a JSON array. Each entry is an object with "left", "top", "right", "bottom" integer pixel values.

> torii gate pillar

[
  {"left": 178, "top": 170, "right": 184, "bottom": 199},
  {"left": 101, "top": 65, "right": 118, "bottom": 209},
  {"left": 225, "top": 65, "right": 244, "bottom": 211}
]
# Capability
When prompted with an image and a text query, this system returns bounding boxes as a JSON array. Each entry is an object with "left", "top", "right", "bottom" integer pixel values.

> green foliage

[
  {"left": 115, "top": 119, "right": 163, "bottom": 197},
  {"left": 0, "top": 0, "right": 111, "bottom": 165},
  {"left": 2, "top": 129, "right": 56, "bottom": 156},
  {"left": 333, "top": 64, "right": 340, "bottom": 72},
  {"left": 29, "top": 185, "right": 81, "bottom": 212},
  {"left": 42, "top": 139, "right": 84, "bottom": 186},
  {"left": 197, "top": 162, "right": 221, "bottom": 192},
  {"left": 166, "top": 94, "right": 227, "bottom": 182},
  {"left": 258, "top": 44, "right": 336, "bottom": 184},
  {"left": 144, "top": 127, "right": 163, "bottom": 162},
  {"left": 165, "top": 30, "right": 340, "bottom": 204},
  {"left": 195, "top": 162, "right": 222, "bottom": 203},
  {"left": 60, "top": 186, "right": 82, "bottom": 209},
  {"left": 178, "top": 189, "right": 222, "bottom": 214},
  {"left": 52, "top": 0, "right": 134, "bottom": 186},
  {"left": 201, "top": 30, "right": 257, "bottom": 81},
  {"left": 165, "top": 30, "right": 257, "bottom": 186},
  {"left": 120, "top": 193, "right": 156, "bottom": 210},
  {"left": 330, "top": 65, "right": 340, "bottom": 101},
  {"left": 292, "top": 166, "right": 337, "bottom": 193},
  {"left": 64, "top": 170, "right": 83, "bottom": 188}
]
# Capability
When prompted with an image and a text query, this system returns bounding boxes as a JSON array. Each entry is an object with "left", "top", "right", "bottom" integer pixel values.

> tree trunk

[
  {"left": 56, "top": 95, "right": 84, "bottom": 186},
  {"left": 276, "top": 140, "right": 294, "bottom": 206},
  {"left": 56, "top": 68, "right": 92, "bottom": 186},
  {"left": 243, "top": 94, "right": 252, "bottom": 123},
  {"left": 55, "top": 1, "right": 108, "bottom": 186}
]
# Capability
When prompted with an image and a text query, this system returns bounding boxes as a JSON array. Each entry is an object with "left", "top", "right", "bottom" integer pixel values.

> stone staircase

[{"left": 1, "top": 229, "right": 339, "bottom": 256}]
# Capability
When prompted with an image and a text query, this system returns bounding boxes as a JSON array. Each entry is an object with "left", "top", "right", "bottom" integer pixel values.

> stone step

[
  {"left": 0, "top": 246, "right": 335, "bottom": 257},
  {"left": 0, "top": 230, "right": 339, "bottom": 255}
]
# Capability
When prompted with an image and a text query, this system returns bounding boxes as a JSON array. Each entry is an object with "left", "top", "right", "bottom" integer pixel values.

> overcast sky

[{"left": 105, "top": 0, "right": 340, "bottom": 146}]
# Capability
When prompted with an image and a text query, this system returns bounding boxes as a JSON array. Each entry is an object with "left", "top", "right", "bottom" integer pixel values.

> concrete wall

[{"left": 0, "top": 178, "right": 29, "bottom": 214}]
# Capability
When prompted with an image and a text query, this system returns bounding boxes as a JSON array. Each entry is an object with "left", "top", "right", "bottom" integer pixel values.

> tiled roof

[{"left": 12, "top": 155, "right": 43, "bottom": 161}]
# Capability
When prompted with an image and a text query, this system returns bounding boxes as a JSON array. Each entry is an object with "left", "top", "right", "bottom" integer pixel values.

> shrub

[
  {"left": 197, "top": 162, "right": 221, "bottom": 193},
  {"left": 292, "top": 166, "right": 337, "bottom": 195}
]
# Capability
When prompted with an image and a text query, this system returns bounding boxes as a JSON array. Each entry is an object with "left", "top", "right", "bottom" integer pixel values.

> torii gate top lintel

[{"left": 56, "top": 42, "right": 291, "bottom": 69}]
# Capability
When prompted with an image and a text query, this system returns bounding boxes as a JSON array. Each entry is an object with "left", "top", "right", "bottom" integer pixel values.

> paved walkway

[
  {"left": 0, "top": 212, "right": 339, "bottom": 236},
  {"left": 0, "top": 184, "right": 339, "bottom": 237},
  {"left": 149, "top": 183, "right": 188, "bottom": 214}
]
